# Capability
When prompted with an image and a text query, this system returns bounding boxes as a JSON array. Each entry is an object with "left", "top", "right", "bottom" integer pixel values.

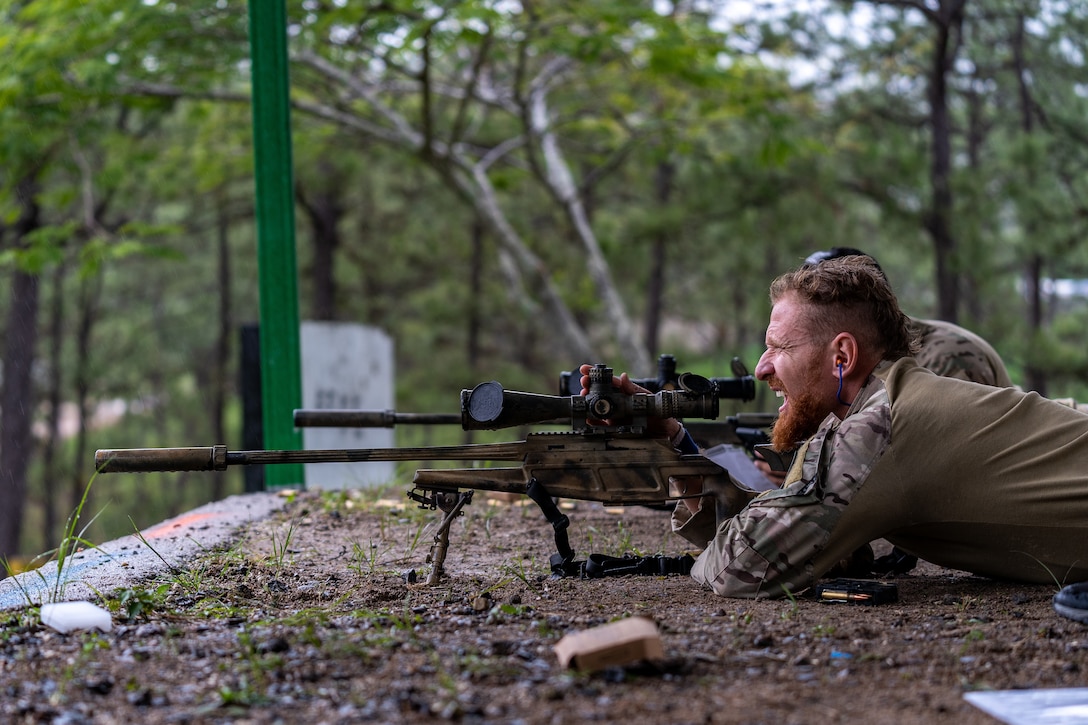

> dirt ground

[{"left": 2, "top": 486, "right": 1087, "bottom": 724}]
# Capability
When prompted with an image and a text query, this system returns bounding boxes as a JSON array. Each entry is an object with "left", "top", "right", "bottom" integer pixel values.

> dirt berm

[{"left": 2, "top": 487, "right": 1086, "bottom": 724}]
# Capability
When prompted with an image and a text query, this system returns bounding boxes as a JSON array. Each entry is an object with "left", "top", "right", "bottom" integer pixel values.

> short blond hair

[{"left": 770, "top": 256, "right": 918, "bottom": 360}]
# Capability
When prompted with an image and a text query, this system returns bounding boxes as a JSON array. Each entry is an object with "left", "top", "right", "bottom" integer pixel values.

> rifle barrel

[
  {"left": 94, "top": 442, "right": 529, "bottom": 474},
  {"left": 293, "top": 409, "right": 461, "bottom": 427}
]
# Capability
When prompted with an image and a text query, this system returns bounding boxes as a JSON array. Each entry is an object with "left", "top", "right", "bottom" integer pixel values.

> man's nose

[{"left": 754, "top": 352, "right": 772, "bottom": 381}]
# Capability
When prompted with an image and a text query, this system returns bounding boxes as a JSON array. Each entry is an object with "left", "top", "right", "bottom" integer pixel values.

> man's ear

[{"left": 830, "top": 333, "right": 859, "bottom": 376}]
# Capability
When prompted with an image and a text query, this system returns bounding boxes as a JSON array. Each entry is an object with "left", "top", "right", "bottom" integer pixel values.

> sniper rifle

[
  {"left": 94, "top": 364, "right": 761, "bottom": 584},
  {"left": 296, "top": 354, "right": 775, "bottom": 452}
]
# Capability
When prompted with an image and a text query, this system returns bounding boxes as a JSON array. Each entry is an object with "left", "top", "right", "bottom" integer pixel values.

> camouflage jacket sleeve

[
  {"left": 681, "top": 373, "right": 893, "bottom": 599},
  {"left": 910, "top": 318, "right": 1014, "bottom": 388}
]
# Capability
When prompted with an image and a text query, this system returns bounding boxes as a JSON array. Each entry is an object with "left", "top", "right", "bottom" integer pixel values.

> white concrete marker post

[{"left": 299, "top": 321, "right": 396, "bottom": 489}]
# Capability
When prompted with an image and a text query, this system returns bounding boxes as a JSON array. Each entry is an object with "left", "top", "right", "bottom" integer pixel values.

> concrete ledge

[{"left": 0, "top": 492, "right": 290, "bottom": 611}]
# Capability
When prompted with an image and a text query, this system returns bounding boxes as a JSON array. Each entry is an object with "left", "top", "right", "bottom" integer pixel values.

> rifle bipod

[
  {"left": 408, "top": 488, "right": 475, "bottom": 585},
  {"left": 408, "top": 480, "right": 698, "bottom": 585},
  {"left": 408, "top": 481, "right": 574, "bottom": 585},
  {"left": 410, "top": 479, "right": 576, "bottom": 584},
  {"left": 523, "top": 478, "right": 696, "bottom": 579}
]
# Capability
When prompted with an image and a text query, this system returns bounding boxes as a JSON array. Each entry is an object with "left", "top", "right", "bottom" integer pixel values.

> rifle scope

[{"left": 464, "top": 364, "right": 719, "bottom": 432}]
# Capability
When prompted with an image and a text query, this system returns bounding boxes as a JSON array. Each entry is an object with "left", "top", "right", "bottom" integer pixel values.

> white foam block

[{"left": 40, "top": 601, "right": 113, "bottom": 633}]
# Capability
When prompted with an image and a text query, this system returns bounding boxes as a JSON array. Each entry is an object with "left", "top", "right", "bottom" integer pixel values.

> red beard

[{"left": 769, "top": 371, "right": 833, "bottom": 452}]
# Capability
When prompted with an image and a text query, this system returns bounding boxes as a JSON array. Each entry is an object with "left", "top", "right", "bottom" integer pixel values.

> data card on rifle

[{"left": 702, "top": 444, "right": 781, "bottom": 492}]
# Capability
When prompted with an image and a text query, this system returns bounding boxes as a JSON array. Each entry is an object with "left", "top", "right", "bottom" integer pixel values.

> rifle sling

[
  {"left": 581, "top": 552, "right": 695, "bottom": 578},
  {"left": 525, "top": 478, "right": 695, "bottom": 580}
]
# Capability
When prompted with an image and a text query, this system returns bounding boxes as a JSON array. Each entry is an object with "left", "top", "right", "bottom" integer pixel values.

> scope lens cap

[
  {"left": 466, "top": 380, "right": 505, "bottom": 423},
  {"left": 677, "top": 372, "right": 713, "bottom": 395}
]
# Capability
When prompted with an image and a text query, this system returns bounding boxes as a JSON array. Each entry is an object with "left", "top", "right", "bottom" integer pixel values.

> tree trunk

[
  {"left": 527, "top": 86, "right": 651, "bottom": 374},
  {"left": 462, "top": 162, "right": 597, "bottom": 364},
  {"left": 212, "top": 193, "right": 233, "bottom": 501},
  {"left": 462, "top": 216, "right": 486, "bottom": 445},
  {"left": 923, "top": 0, "right": 967, "bottom": 324},
  {"left": 40, "top": 262, "right": 68, "bottom": 545},
  {"left": 963, "top": 68, "right": 987, "bottom": 325},
  {"left": 467, "top": 216, "right": 484, "bottom": 375},
  {"left": 291, "top": 50, "right": 643, "bottom": 371},
  {"left": 644, "top": 160, "right": 674, "bottom": 357},
  {"left": 0, "top": 176, "right": 43, "bottom": 563},
  {"left": 297, "top": 174, "right": 343, "bottom": 322},
  {"left": 69, "top": 273, "right": 102, "bottom": 517},
  {"left": 1012, "top": 12, "right": 1047, "bottom": 395},
  {"left": 1024, "top": 255, "right": 1046, "bottom": 395}
]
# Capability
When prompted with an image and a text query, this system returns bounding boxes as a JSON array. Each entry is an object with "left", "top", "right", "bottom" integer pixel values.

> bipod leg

[
  {"left": 425, "top": 490, "right": 474, "bottom": 585},
  {"left": 526, "top": 478, "right": 581, "bottom": 577}
]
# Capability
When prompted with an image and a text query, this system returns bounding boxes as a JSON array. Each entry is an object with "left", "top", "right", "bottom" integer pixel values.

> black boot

[
  {"left": 824, "top": 543, "right": 875, "bottom": 579},
  {"left": 1054, "top": 582, "right": 1088, "bottom": 624},
  {"left": 871, "top": 547, "right": 918, "bottom": 576}
]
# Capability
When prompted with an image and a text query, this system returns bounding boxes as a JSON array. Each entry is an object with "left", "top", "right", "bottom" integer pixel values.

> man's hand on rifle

[
  {"left": 577, "top": 363, "right": 679, "bottom": 440},
  {"left": 578, "top": 363, "right": 703, "bottom": 512}
]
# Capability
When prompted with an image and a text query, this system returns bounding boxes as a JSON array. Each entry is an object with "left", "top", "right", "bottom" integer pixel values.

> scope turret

[{"left": 558, "top": 354, "right": 757, "bottom": 402}]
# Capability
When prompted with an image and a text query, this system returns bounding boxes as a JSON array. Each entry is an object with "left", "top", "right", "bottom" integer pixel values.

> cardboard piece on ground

[{"left": 553, "top": 616, "right": 663, "bottom": 671}]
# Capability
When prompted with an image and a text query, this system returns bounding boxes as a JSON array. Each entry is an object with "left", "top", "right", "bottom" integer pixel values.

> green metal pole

[{"left": 247, "top": 0, "right": 304, "bottom": 488}]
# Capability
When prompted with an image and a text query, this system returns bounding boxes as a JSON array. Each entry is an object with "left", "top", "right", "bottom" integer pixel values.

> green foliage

[
  {"left": 0, "top": 222, "right": 75, "bottom": 272},
  {"left": 10, "top": 475, "right": 104, "bottom": 605},
  {"left": 267, "top": 522, "right": 297, "bottom": 569},
  {"left": 112, "top": 583, "right": 171, "bottom": 621},
  {"left": 3, "top": 0, "right": 1088, "bottom": 562}
]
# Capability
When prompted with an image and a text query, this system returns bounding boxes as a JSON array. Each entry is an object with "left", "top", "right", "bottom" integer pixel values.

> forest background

[{"left": 2, "top": 0, "right": 1088, "bottom": 566}]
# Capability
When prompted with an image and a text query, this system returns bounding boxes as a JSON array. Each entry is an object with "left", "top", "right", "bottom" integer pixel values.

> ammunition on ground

[
  {"left": 814, "top": 579, "right": 899, "bottom": 605},
  {"left": 820, "top": 591, "right": 872, "bottom": 602}
]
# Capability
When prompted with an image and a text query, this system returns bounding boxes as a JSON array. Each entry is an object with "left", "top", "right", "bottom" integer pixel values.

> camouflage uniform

[
  {"left": 910, "top": 318, "right": 1014, "bottom": 387},
  {"left": 673, "top": 357, "right": 1088, "bottom": 598}
]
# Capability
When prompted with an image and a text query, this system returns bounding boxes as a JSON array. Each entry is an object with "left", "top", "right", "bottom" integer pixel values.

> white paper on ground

[
  {"left": 40, "top": 601, "right": 113, "bottom": 633},
  {"left": 965, "top": 688, "right": 1088, "bottom": 724}
]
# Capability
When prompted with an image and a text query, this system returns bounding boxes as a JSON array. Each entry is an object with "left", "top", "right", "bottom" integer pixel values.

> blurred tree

[
  {"left": 0, "top": 0, "right": 199, "bottom": 559},
  {"left": 730, "top": 0, "right": 1088, "bottom": 393}
]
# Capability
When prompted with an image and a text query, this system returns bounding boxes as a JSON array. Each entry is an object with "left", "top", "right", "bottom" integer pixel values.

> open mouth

[{"left": 769, "top": 382, "right": 787, "bottom": 415}]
